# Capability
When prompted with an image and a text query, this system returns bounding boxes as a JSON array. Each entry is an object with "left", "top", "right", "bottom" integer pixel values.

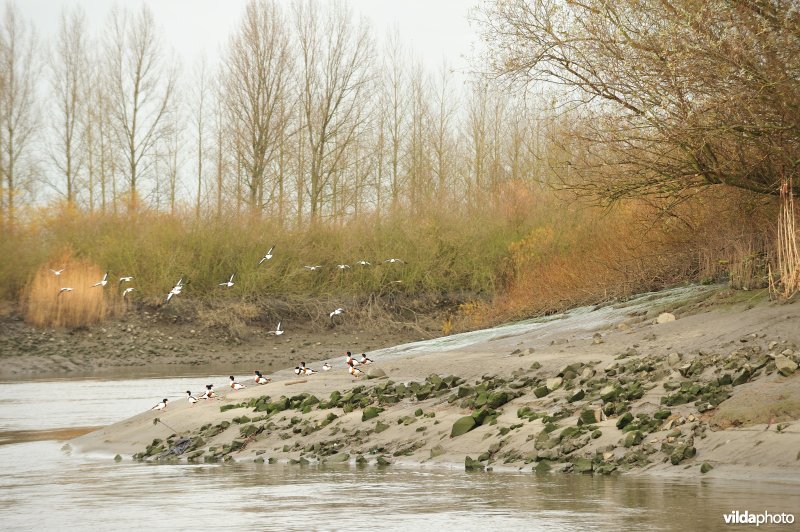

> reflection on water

[
  {"left": 0, "top": 440, "right": 798, "bottom": 531},
  {"left": 0, "top": 375, "right": 234, "bottom": 433}
]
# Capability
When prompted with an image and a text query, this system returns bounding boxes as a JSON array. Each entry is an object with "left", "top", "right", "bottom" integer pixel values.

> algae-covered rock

[
  {"left": 451, "top": 416, "right": 477, "bottom": 437},
  {"left": 464, "top": 456, "right": 485, "bottom": 471},
  {"left": 577, "top": 409, "right": 598, "bottom": 426},
  {"left": 487, "top": 391, "right": 511, "bottom": 409},
  {"left": 568, "top": 389, "right": 585, "bottom": 403},
  {"left": 654, "top": 408, "right": 671, "bottom": 420},
  {"left": 623, "top": 431, "right": 643, "bottom": 448},
  {"left": 616, "top": 412, "right": 634, "bottom": 429},
  {"left": 457, "top": 385, "right": 475, "bottom": 398},
  {"left": 114, "top": 454, "right": 122, "bottom": 462},
  {"left": 533, "top": 386, "right": 550, "bottom": 398},
  {"left": 572, "top": 457, "right": 593, "bottom": 474},
  {"left": 361, "top": 406, "right": 383, "bottom": 422},
  {"left": 300, "top": 395, "right": 320, "bottom": 408},
  {"left": 600, "top": 385, "right": 619, "bottom": 402},
  {"left": 700, "top": 462, "right": 713, "bottom": 474},
  {"left": 534, "top": 460, "right": 551, "bottom": 473},
  {"left": 376, "top": 456, "right": 391, "bottom": 466},
  {"left": 472, "top": 407, "right": 497, "bottom": 426},
  {"left": 732, "top": 368, "right": 752, "bottom": 386}
]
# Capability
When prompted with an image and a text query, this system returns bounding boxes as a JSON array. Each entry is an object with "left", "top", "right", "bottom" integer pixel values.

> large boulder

[{"left": 450, "top": 416, "right": 477, "bottom": 437}]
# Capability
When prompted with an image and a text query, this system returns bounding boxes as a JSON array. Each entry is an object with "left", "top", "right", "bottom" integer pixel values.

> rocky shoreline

[{"left": 71, "top": 288, "right": 800, "bottom": 481}]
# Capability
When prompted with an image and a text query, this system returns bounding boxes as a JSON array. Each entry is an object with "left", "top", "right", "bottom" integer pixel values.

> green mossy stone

[
  {"left": 361, "top": 406, "right": 383, "bottom": 422},
  {"left": 700, "top": 462, "right": 713, "bottom": 474},
  {"left": 464, "top": 456, "right": 485, "bottom": 471},
  {"left": 577, "top": 409, "right": 597, "bottom": 426},
  {"left": 458, "top": 386, "right": 475, "bottom": 398},
  {"left": 568, "top": 389, "right": 585, "bottom": 403},
  {"left": 451, "top": 416, "right": 477, "bottom": 437},
  {"left": 654, "top": 409, "right": 671, "bottom": 420},
  {"left": 616, "top": 412, "right": 634, "bottom": 429},
  {"left": 533, "top": 386, "right": 550, "bottom": 398},
  {"left": 572, "top": 457, "right": 593, "bottom": 473},
  {"left": 623, "top": 431, "right": 643, "bottom": 448}
]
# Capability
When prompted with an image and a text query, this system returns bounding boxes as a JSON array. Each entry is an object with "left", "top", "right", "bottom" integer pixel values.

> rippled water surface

[{"left": 2, "top": 438, "right": 798, "bottom": 531}]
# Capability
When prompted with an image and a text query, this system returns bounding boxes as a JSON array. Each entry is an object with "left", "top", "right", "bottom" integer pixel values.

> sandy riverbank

[{"left": 70, "top": 287, "right": 800, "bottom": 481}]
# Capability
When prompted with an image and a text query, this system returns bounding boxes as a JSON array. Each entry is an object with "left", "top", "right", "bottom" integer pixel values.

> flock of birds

[
  {"left": 48, "top": 245, "right": 399, "bottom": 413},
  {"left": 50, "top": 244, "right": 405, "bottom": 322},
  {"left": 150, "top": 351, "right": 375, "bottom": 411}
]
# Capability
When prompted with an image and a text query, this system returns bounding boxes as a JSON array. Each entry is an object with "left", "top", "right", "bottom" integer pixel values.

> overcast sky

[{"left": 17, "top": 0, "right": 483, "bottom": 74}]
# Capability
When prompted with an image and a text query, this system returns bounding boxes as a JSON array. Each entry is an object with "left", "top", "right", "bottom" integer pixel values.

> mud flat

[{"left": 71, "top": 287, "right": 800, "bottom": 482}]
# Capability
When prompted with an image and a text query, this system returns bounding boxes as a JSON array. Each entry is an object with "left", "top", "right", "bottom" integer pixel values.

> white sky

[{"left": 18, "top": 0, "right": 482, "bottom": 74}]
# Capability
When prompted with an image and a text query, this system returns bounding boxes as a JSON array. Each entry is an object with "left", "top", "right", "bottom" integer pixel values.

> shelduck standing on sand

[
  {"left": 201, "top": 384, "right": 215, "bottom": 399},
  {"left": 229, "top": 376, "right": 245, "bottom": 390},
  {"left": 349, "top": 366, "right": 363, "bottom": 378},
  {"left": 254, "top": 370, "right": 271, "bottom": 384},
  {"left": 303, "top": 366, "right": 316, "bottom": 376},
  {"left": 152, "top": 398, "right": 168, "bottom": 411},
  {"left": 360, "top": 353, "right": 373, "bottom": 365},
  {"left": 322, "top": 363, "right": 332, "bottom": 371},
  {"left": 345, "top": 352, "right": 358, "bottom": 367},
  {"left": 294, "top": 366, "right": 303, "bottom": 375},
  {"left": 187, "top": 391, "right": 198, "bottom": 404}
]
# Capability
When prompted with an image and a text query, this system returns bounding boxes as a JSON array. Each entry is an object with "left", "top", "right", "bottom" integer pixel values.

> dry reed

[{"left": 22, "top": 252, "right": 124, "bottom": 328}]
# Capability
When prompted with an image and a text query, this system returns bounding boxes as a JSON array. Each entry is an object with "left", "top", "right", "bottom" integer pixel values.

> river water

[{"left": 1, "top": 287, "right": 798, "bottom": 530}]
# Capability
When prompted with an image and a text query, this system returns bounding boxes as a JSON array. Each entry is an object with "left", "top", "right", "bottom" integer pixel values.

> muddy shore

[
  {"left": 69, "top": 287, "right": 800, "bottom": 482},
  {"left": 0, "top": 300, "right": 442, "bottom": 380}
]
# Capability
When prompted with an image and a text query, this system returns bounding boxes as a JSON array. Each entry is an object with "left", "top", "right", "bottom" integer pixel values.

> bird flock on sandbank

[{"left": 150, "top": 350, "right": 376, "bottom": 412}]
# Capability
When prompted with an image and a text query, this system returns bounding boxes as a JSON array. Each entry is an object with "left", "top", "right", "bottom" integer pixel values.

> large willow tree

[{"left": 480, "top": 0, "right": 800, "bottom": 204}]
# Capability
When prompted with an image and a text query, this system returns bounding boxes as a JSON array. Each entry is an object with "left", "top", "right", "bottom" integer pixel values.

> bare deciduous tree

[
  {"left": 294, "top": 0, "right": 373, "bottom": 222},
  {"left": 222, "top": 0, "right": 293, "bottom": 214},
  {"left": 105, "top": 4, "right": 177, "bottom": 211},
  {"left": 0, "top": 2, "right": 38, "bottom": 231},
  {"left": 49, "top": 6, "right": 90, "bottom": 208}
]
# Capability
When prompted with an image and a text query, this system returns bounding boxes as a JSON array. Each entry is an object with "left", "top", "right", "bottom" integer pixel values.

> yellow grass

[{"left": 22, "top": 252, "right": 124, "bottom": 328}]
